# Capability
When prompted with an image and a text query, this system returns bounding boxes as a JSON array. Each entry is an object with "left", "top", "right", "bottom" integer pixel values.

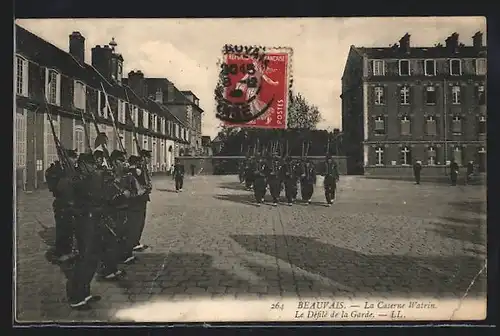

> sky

[{"left": 16, "top": 17, "right": 485, "bottom": 139}]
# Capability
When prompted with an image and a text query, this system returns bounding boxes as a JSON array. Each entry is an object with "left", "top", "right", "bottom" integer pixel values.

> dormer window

[
  {"left": 372, "top": 60, "right": 385, "bottom": 76},
  {"left": 15, "top": 55, "right": 29, "bottom": 97}
]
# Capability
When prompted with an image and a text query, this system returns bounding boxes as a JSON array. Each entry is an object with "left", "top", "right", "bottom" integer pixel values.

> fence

[{"left": 177, "top": 156, "right": 348, "bottom": 176}]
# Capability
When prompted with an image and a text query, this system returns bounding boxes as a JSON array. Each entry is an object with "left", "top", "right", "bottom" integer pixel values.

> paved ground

[{"left": 14, "top": 175, "right": 487, "bottom": 322}]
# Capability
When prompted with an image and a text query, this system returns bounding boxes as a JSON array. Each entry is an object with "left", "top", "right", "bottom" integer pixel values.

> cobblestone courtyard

[{"left": 14, "top": 175, "right": 487, "bottom": 322}]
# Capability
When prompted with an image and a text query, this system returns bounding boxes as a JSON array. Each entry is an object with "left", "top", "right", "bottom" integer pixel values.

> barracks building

[
  {"left": 14, "top": 24, "right": 203, "bottom": 191},
  {"left": 341, "top": 32, "right": 487, "bottom": 177}
]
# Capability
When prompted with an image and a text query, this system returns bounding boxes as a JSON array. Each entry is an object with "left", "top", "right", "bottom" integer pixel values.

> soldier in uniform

[
  {"left": 413, "top": 160, "right": 422, "bottom": 185},
  {"left": 322, "top": 155, "right": 340, "bottom": 206},
  {"left": 280, "top": 156, "right": 299, "bottom": 206},
  {"left": 449, "top": 159, "right": 459, "bottom": 186},
  {"left": 45, "top": 149, "right": 78, "bottom": 263},
  {"left": 128, "top": 154, "right": 150, "bottom": 252},
  {"left": 244, "top": 156, "right": 255, "bottom": 190},
  {"left": 173, "top": 157, "right": 185, "bottom": 192},
  {"left": 253, "top": 153, "right": 268, "bottom": 205},
  {"left": 300, "top": 158, "right": 316, "bottom": 204},
  {"left": 238, "top": 158, "right": 246, "bottom": 184},
  {"left": 93, "top": 133, "right": 111, "bottom": 169},
  {"left": 66, "top": 152, "right": 115, "bottom": 310},
  {"left": 267, "top": 153, "right": 282, "bottom": 206},
  {"left": 465, "top": 161, "right": 474, "bottom": 185}
]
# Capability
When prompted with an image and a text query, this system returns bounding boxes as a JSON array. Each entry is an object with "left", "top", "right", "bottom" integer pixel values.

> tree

[{"left": 287, "top": 92, "right": 322, "bottom": 130}]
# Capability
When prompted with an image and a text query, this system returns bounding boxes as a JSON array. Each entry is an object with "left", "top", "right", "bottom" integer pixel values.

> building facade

[
  {"left": 125, "top": 75, "right": 204, "bottom": 156},
  {"left": 341, "top": 32, "right": 487, "bottom": 176},
  {"left": 14, "top": 24, "right": 190, "bottom": 191}
]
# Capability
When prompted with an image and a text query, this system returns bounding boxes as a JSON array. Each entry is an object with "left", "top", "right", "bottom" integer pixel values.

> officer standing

[
  {"left": 173, "top": 158, "right": 185, "bottom": 192},
  {"left": 323, "top": 155, "right": 339, "bottom": 206},
  {"left": 413, "top": 160, "right": 423, "bottom": 185},
  {"left": 465, "top": 161, "right": 474, "bottom": 185},
  {"left": 45, "top": 149, "right": 78, "bottom": 263}
]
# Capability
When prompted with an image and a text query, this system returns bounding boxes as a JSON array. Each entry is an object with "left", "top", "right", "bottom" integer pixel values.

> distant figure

[
  {"left": 449, "top": 160, "right": 459, "bottom": 186},
  {"left": 173, "top": 158, "right": 185, "bottom": 192},
  {"left": 190, "top": 163, "right": 196, "bottom": 176},
  {"left": 413, "top": 160, "right": 422, "bottom": 185},
  {"left": 465, "top": 161, "right": 475, "bottom": 185}
]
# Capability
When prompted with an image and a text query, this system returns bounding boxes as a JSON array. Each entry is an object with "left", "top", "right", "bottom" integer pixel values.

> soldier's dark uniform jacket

[
  {"left": 300, "top": 159, "right": 316, "bottom": 202},
  {"left": 323, "top": 158, "right": 339, "bottom": 204},
  {"left": 173, "top": 161, "right": 185, "bottom": 191},
  {"left": 253, "top": 157, "right": 268, "bottom": 203},
  {"left": 280, "top": 157, "right": 299, "bottom": 204},
  {"left": 267, "top": 156, "right": 282, "bottom": 204}
]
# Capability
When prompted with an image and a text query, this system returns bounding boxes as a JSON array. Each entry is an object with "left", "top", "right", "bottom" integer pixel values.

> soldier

[
  {"left": 106, "top": 150, "right": 139, "bottom": 266},
  {"left": 128, "top": 154, "right": 150, "bottom": 252},
  {"left": 238, "top": 158, "right": 246, "bottom": 184},
  {"left": 300, "top": 158, "right": 316, "bottom": 204},
  {"left": 93, "top": 133, "right": 111, "bottom": 169},
  {"left": 66, "top": 152, "right": 117, "bottom": 310},
  {"left": 281, "top": 156, "right": 299, "bottom": 206},
  {"left": 173, "top": 157, "right": 185, "bottom": 192},
  {"left": 413, "top": 160, "right": 423, "bottom": 185},
  {"left": 253, "top": 153, "right": 268, "bottom": 205},
  {"left": 465, "top": 161, "right": 475, "bottom": 185},
  {"left": 45, "top": 149, "right": 78, "bottom": 263},
  {"left": 449, "top": 159, "right": 459, "bottom": 186},
  {"left": 244, "top": 156, "right": 255, "bottom": 190},
  {"left": 267, "top": 153, "right": 282, "bottom": 206},
  {"left": 322, "top": 155, "right": 339, "bottom": 206}
]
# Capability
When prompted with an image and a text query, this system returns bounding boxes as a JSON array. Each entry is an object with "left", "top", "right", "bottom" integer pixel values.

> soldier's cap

[
  {"left": 128, "top": 155, "right": 142, "bottom": 165},
  {"left": 78, "top": 152, "right": 96, "bottom": 164},
  {"left": 140, "top": 149, "right": 152, "bottom": 158},
  {"left": 110, "top": 150, "right": 126, "bottom": 162},
  {"left": 93, "top": 149, "right": 105, "bottom": 159},
  {"left": 64, "top": 148, "right": 78, "bottom": 159}
]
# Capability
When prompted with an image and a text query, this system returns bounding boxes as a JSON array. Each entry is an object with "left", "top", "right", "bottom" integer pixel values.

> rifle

[
  {"left": 123, "top": 88, "right": 152, "bottom": 190},
  {"left": 326, "top": 132, "right": 331, "bottom": 156},
  {"left": 77, "top": 93, "right": 92, "bottom": 153},
  {"left": 87, "top": 89, "right": 114, "bottom": 169},
  {"left": 101, "top": 83, "right": 127, "bottom": 154},
  {"left": 41, "top": 69, "right": 75, "bottom": 175}
]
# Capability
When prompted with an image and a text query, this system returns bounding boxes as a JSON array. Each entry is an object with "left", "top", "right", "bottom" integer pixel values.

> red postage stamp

[{"left": 215, "top": 45, "right": 293, "bottom": 129}]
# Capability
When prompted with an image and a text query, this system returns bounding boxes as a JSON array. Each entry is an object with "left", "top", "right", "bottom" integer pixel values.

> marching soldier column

[{"left": 43, "top": 76, "right": 154, "bottom": 310}]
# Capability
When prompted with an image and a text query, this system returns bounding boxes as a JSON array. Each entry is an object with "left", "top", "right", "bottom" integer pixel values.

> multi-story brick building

[
  {"left": 124, "top": 74, "right": 204, "bottom": 156},
  {"left": 14, "top": 24, "right": 190, "bottom": 191},
  {"left": 341, "top": 32, "right": 487, "bottom": 177}
]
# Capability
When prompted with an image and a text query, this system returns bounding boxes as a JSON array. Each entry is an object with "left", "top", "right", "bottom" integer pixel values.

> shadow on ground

[
  {"left": 218, "top": 181, "right": 248, "bottom": 191},
  {"left": 213, "top": 194, "right": 260, "bottom": 206},
  {"left": 230, "top": 234, "right": 486, "bottom": 298},
  {"left": 156, "top": 188, "right": 179, "bottom": 193},
  {"left": 428, "top": 222, "right": 486, "bottom": 246},
  {"left": 448, "top": 200, "right": 486, "bottom": 215}
]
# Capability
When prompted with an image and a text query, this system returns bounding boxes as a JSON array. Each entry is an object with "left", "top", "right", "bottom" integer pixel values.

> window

[
  {"left": 15, "top": 56, "right": 29, "bottom": 97},
  {"left": 451, "top": 86, "right": 461, "bottom": 104},
  {"left": 427, "top": 146, "right": 436, "bottom": 166},
  {"left": 155, "top": 88, "right": 163, "bottom": 102},
  {"left": 111, "top": 58, "right": 117, "bottom": 80},
  {"left": 399, "top": 60, "right": 410, "bottom": 76},
  {"left": 161, "top": 118, "right": 166, "bottom": 134},
  {"left": 426, "top": 116, "right": 437, "bottom": 135},
  {"left": 167, "top": 121, "right": 172, "bottom": 135},
  {"left": 477, "top": 85, "right": 485, "bottom": 105},
  {"left": 451, "top": 116, "right": 462, "bottom": 134},
  {"left": 45, "top": 69, "right": 61, "bottom": 106},
  {"left": 44, "top": 114, "right": 60, "bottom": 172},
  {"left": 478, "top": 115, "right": 486, "bottom": 134},
  {"left": 89, "top": 125, "right": 97, "bottom": 150},
  {"left": 400, "top": 116, "right": 411, "bottom": 135},
  {"left": 143, "top": 110, "right": 149, "bottom": 128},
  {"left": 15, "top": 108, "right": 27, "bottom": 168},
  {"left": 372, "top": 60, "right": 385, "bottom": 76},
  {"left": 175, "top": 124, "right": 180, "bottom": 138},
  {"left": 74, "top": 125, "right": 85, "bottom": 154},
  {"left": 424, "top": 59, "right": 436, "bottom": 76},
  {"left": 400, "top": 146, "right": 412, "bottom": 165},
  {"left": 400, "top": 86, "right": 410, "bottom": 105},
  {"left": 73, "top": 81, "right": 86, "bottom": 110},
  {"left": 374, "top": 116, "right": 385, "bottom": 135},
  {"left": 117, "top": 100, "right": 126, "bottom": 123},
  {"left": 106, "top": 126, "right": 115, "bottom": 151},
  {"left": 476, "top": 58, "right": 486, "bottom": 75},
  {"left": 374, "top": 86, "right": 385, "bottom": 105},
  {"left": 425, "top": 86, "right": 437, "bottom": 105},
  {"left": 375, "top": 147, "right": 384, "bottom": 166},
  {"left": 97, "top": 91, "right": 107, "bottom": 118},
  {"left": 453, "top": 146, "right": 462, "bottom": 166},
  {"left": 152, "top": 140, "right": 158, "bottom": 169},
  {"left": 143, "top": 136, "right": 149, "bottom": 151},
  {"left": 450, "top": 59, "right": 461, "bottom": 76}
]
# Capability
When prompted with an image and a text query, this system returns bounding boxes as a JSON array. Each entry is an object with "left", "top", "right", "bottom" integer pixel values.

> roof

[
  {"left": 354, "top": 45, "right": 487, "bottom": 59},
  {"left": 15, "top": 24, "right": 188, "bottom": 127},
  {"left": 146, "top": 78, "right": 204, "bottom": 113}
]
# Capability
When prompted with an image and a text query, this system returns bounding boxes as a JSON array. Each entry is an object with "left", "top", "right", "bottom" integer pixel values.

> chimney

[
  {"left": 69, "top": 32, "right": 85, "bottom": 64},
  {"left": 445, "top": 32, "right": 459, "bottom": 52},
  {"left": 399, "top": 33, "right": 411, "bottom": 53},
  {"left": 166, "top": 81, "right": 175, "bottom": 102},
  {"left": 128, "top": 70, "right": 146, "bottom": 97},
  {"left": 473, "top": 31, "right": 483, "bottom": 49},
  {"left": 91, "top": 45, "right": 113, "bottom": 79}
]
